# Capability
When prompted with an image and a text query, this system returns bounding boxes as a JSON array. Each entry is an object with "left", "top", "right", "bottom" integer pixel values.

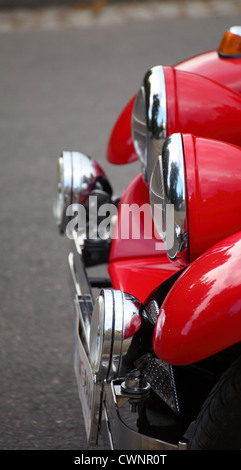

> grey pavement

[
  {"left": 0, "top": 1, "right": 241, "bottom": 451},
  {"left": 0, "top": 1, "right": 241, "bottom": 32}
]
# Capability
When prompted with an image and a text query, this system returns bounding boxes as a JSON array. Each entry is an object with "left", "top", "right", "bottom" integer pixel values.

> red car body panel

[
  {"left": 174, "top": 50, "right": 241, "bottom": 94},
  {"left": 108, "top": 256, "right": 179, "bottom": 304},
  {"left": 153, "top": 232, "right": 241, "bottom": 365},
  {"left": 165, "top": 66, "right": 241, "bottom": 146},
  {"left": 183, "top": 134, "right": 241, "bottom": 264},
  {"left": 109, "top": 173, "right": 161, "bottom": 259},
  {"left": 108, "top": 173, "right": 180, "bottom": 302}
]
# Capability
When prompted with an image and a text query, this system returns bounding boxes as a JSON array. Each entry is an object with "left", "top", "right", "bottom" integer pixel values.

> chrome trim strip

[
  {"left": 162, "top": 133, "right": 187, "bottom": 261},
  {"left": 71, "top": 151, "right": 83, "bottom": 206},
  {"left": 150, "top": 133, "right": 187, "bottom": 262},
  {"left": 144, "top": 65, "right": 167, "bottom": 182},
  {"left": 73, "top": 301, "right": 102, "bottom": 444},
  {"left": 145, "top": 65, "right": 167, "bottom": 141},
  {"left": 68, "top": 232, "right": 94, "bottom": 353},
  {"left": 69, "top": 232, "right": 103, "bottom": 444}
]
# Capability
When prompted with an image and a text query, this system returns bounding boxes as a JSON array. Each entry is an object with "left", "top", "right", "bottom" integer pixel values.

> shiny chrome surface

[
  {"left": 69, "top": 230, "right": 143, "bottom": 382},
  {"left": 150, "top": 133, "right": 187, "bottom": 261},
  {"left": 132, "top": 65, "right": 167, "bottom": 182},
  {"left": 89, "top": 289, "right": 142, "bottom": 382},
  {"left": 104, "top": 381, "right": 187, "bottom": 450},
  {"left": 69, "top": 232, "right": 94, "bottom": 353},
  {"left": 73, "top": 313, "right": 102, "bottom": 445},
  {"left": 68, "top": 232, "right": 101, "bottom": 444},
  {"left": 53, "top": 151, "right": 107, "bottom": 233},
  {"left": 53, "top": 151, "right": 72, "bottom": 232},
  {"left": 145, "top": 65, "right": 167, "bottom": 183},
  {"left": 89, "top": 289, "right": 114, "bottom": 379},
  {"left": 145, "top": 65, "right": 167, "bottom": 142}
]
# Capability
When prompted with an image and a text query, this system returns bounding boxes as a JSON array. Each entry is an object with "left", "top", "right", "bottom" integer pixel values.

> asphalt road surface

[{"left": 0, "top": 1, "right": 241, "bottom": 452}]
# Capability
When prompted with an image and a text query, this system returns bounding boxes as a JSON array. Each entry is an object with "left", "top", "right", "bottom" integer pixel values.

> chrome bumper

[
  {"left": 104, "top": 381, "right": 187, "bottom": 450},
  {"left": 68, "top": 232, "right": 187, "bottom": 450}
]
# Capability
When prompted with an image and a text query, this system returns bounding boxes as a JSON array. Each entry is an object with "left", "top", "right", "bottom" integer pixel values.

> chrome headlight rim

[
  {"left": 89, "top": 289, "right": 143, "bottom": 382},
  {"left": 53, "top": 151, "right": 112, "bottom": 233},
  {"left": 53, "top": 151, "right": 72, "bottom": 233},
  {"left": 150, "top": 132, "right": 188, "bottom": 262},
  {"left": 132, "top": 65, "right": 167, "bottom": 183}
]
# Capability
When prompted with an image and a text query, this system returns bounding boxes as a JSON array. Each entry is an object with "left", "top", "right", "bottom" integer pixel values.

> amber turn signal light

[{"left": 219, "top": 26, "right": 241, "bottom": 57}]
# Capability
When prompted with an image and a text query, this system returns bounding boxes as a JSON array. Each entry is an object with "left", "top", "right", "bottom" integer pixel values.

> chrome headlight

[
  {"left": 89, "top": 289, "right": 142, "bottom": 382},
  {"left": 132, "top": 65, "right": 167, "bottom": 183},
  {"left": 53, "top": 151, "right": 111, "bottom": 233},
  {"left": 53, "top": 151, "right": 71, "bottom": 232},
  {"left": 150, "top": 133, "right": 187, "bottom": 262}
]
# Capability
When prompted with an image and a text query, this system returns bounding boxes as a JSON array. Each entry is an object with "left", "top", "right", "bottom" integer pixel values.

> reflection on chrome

[
  {"left": 53, "top": 151, "right": 112, "bottom": 233},
  {"left": 89, "top": 289, "right": 143, "bottom": 382},
  {"left": 132, "top": 65, "right": 167, "bottom": 182},
  {"left": 144, "top": 65, "right": 167, "bottom": 182},
  {"left": 150, "top": 133, "right": 187, "bottom": 261}
]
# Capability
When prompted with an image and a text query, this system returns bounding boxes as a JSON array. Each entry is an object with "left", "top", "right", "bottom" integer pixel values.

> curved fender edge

[{"left": 153, "top": 231, "right": 241, "bottom": 365}]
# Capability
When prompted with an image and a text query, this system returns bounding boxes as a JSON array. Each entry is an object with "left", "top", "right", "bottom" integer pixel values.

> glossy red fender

[
  {"left": 153, "top": 232, "right": 241, "bottom": 366},
  {"left": 165, "top": 66, "right": 241, "bottom": 145},
  {"left": 178, "top": 134, "right": 241, "bottom": 265},
  {"left": 174, "top": 50, "right": 241, "bottom": 94},
  {"left": 106, "top": 95, "right": 137, "bottom": 165}
]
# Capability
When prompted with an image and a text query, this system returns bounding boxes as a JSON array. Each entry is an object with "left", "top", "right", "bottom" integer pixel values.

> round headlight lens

[
  {"left": 149, "top": 152, "right": 165, "bottom": 239},
  {"left": 150, "top": 133, "right": 188, "bottom": 263}
]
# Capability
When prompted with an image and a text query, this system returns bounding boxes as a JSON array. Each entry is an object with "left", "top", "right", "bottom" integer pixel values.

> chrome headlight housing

[
  {"left": 132, "top": 65, "right": 167, "bottom": 183},
  {"left": 150, "top": 133, "right": 187, "bottom": 262},
  {"left": 89, "top": 289, "right": 143, "bottom": 382},
  {"left": 53, "top": 151, "right": 111, "bottom": 233},
  {"left": 53, "top": 151, "right": 72, "bottom": 232}
]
